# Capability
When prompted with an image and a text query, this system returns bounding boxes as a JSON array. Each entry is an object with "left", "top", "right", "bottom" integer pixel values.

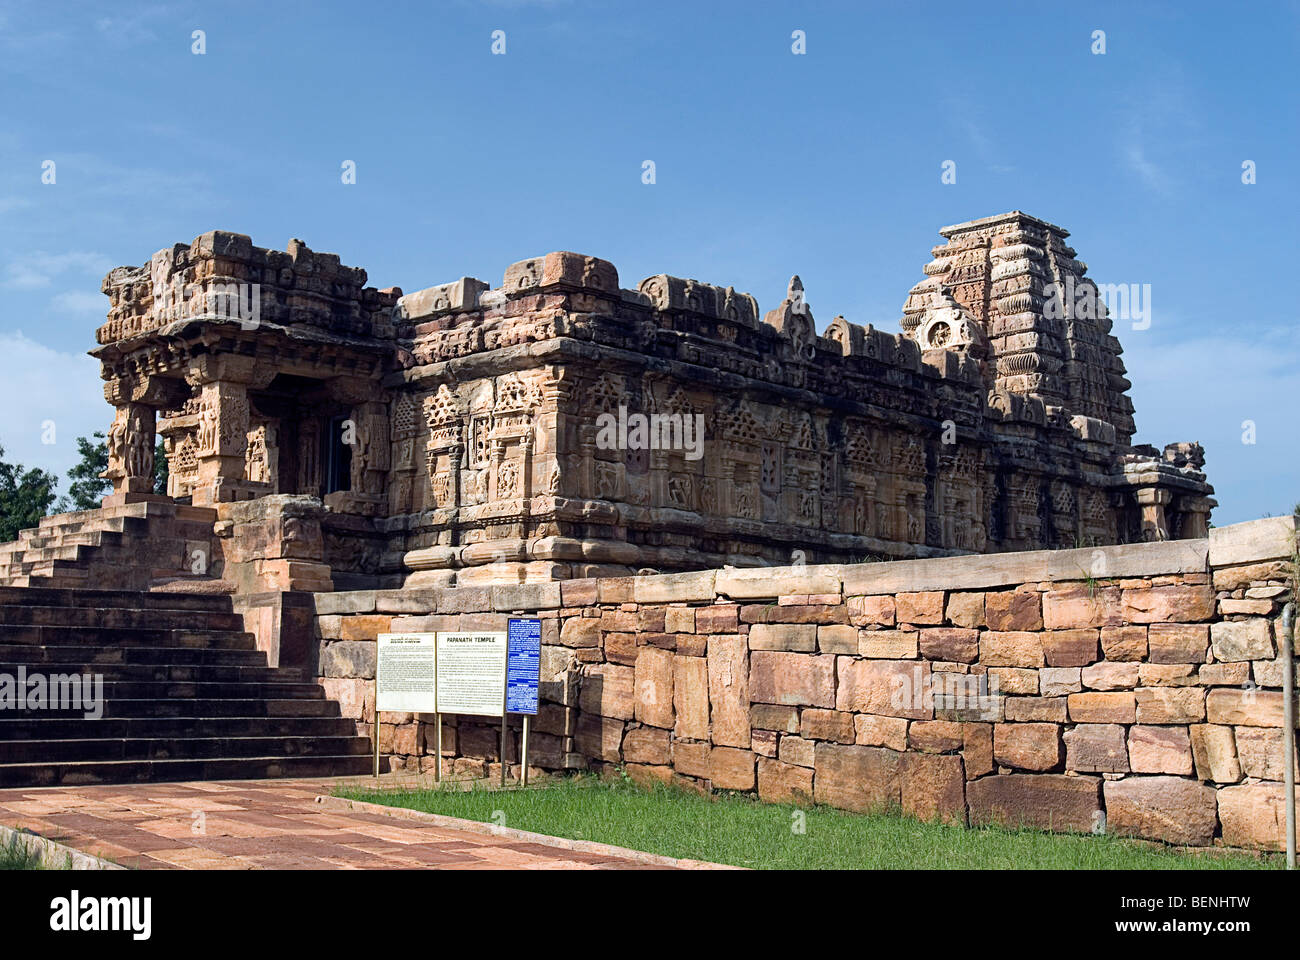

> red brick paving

[{"left": 0, "top": 776, "right": 707, "bottom": 870}]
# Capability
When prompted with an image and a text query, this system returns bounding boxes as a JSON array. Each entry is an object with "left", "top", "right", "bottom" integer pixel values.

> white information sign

[
  {"left": 375, "top": 634, "right": 438, "bottom": 713},
  {"left": 435, "top": 632, "right": 508, "bottom": 717}
]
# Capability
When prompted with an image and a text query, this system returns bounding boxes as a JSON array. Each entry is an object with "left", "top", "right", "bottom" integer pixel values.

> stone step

[
  {"left": 0, "top": 643, "right": 269, "bottom": 667},
  {"left": 0, "top": 715, "right": 360, "bottom": 740},
  {"left": 0, "top": 678, "right": 326, "bottom": 701},
  {"left": 0, "top": 654, "right": 303, "bottom": 683},
  {"left": 0, "top": 735, "right": 371, "bottom": 764},
  {"left": 0, "top": 586, "right": 235, "bottom": 611},
  {"left": 0, "top": 606, "right": 247, "bottom": 631},
  {"left": 1, "top": 696, "right": 343, "bottom": 720},
  {"left": 0, "top": 753, "right": 375, "bottom": 789}
]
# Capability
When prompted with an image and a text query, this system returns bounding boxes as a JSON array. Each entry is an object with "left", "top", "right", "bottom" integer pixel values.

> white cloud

[
  {"left": 0, "top": 332, "right": 106, "bottom": 482},
  {"left": 50, "top": 289, "right": 107, "bottom": 315},
  {"left": 3, "top": 251, "right": 112, "bottom": 289}
]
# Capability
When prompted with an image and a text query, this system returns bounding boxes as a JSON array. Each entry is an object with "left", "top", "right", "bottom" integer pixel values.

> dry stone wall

[{"left": 315, "top": 515, "right": 1298, "bottom": 850}]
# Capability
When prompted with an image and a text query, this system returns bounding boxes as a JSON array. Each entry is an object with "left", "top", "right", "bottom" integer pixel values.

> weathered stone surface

[
  {"left": 672, "top": 655, "right": 709, "bottom": 740},
  {"left": 1218, "top": 782, "right": 1300, "bottom": 850},
  {"left": 1064, "top": 723, "right": 1128, "bottom": 773},
  {"left": 672, "top": 739, "right": 711, "bottom": 778},
  {"left": 622, "top": 726, "right": 671, "bottom": 765},
  {"left": 1206, "top": 688, "right": 1283, "bottom": 726},
  {"left": 1146, "top": 623, "right": 1209, "bottom": 663},
  {"left": 320, "top": 641, "right": 376, "bottom": 679},
  {"left": 859, "top": 630, "right": 919, "bottom": 659},
  {"left": 962, "top": 723, "right": 994, "bottom": 778},
  {"left": 1189, "top": 724, "right": 1241, "bottom": 783},
  {"left": 1042, "top": 586, "right": 1121, "bottom": 630},
  {"left": 919, "top": 627, "right": 979, "bottom": 663},
  {"left": 813, "top": 742, "right": 902, "bottom": 813},
  {"left": 1041, "top": 629, "right": 1099, "bottom": 667},
  {"left": 988, "top": 667, "right": 1038, "bottom": 695},
  {"left": 1068, "top": 691, "right": 1136, "bottom": 724},
  {"left": 750, "top": 703, "right": 800, "bottom": 733},
  {"left": 1004, "top": 696, "right": 1067, "bottom": 722},
  {"left": 757, "top": 757, "right": 813, "bottom": 804},
  {"left": 694, "top": 603, "right": 739, "bottom": 633},
  {"left": 749, "top": 651, "right": 835, "bottom": 708},
  {"left": 816, "top": 624, "right": 858, "bottom": 654},
  {"left": 1040, "top": 667, "right": 1083, "bottom": 697},
  {"left": 1080, "top": 661, "right": 1139, "bottom": 690},
  {"left": 895, "top": 591, "right": 945, "bottom": 625},
  {"left": 980, "top": 631, "right": 1044, "bottom": 667},
  {"left": 993, "top": 723, "right": 1061, "bottom": 771},
  {"left": 847, "top": 595, "right": 895, "bottom": 627},
  {"left": 707, "top": 635, "right": 750, "bottom": 747},
  {"left": 836, "top": 658, "right": 930, "bottom": 719},
  {"left": 908, "top": 719, "right": 964, "bottom": 753},
  {"left": 634, "top": 647, "right": 675, "bottom": 729},
  {"left": 1207, "top": 516, "right": 1296, "bottom": 567},
  {"left": 1100, "top": 625, "right": 1147, "bottom": 661},
  {"left": 1121, "top": 584, "right": 1215, "bottom": 623},
  {"left": 854, "top": 714, "right": 909, "bottom": 751},
  {"left": 1234, "top": 726, "right": 1293, "bottom": 780},
  {"left": 664, "top": 607, "right": 695, "bottom": 633},
  {"left": 1209, "top": 619, "right": 1274, "bottom": 662},
  {"left": 900, "top": 753, "right": 966, "bottom": 825},
  {"left": 1127, "top": 725, "right": 1193, "bottom": 775},
  {"left": 1104, "top": 777, "right": 1218, "bottom": 845},
  {"left": 574, "top": 714, "right": 624, "bottom": 762},
  {"left": 984, "top": 587, "right": 1042, "bottom": 631},
  {"left": 579, "top": 663, "right": 635, "bottom": 719},
  {"left": 709, "top": 747, "right": 756, "bottom": 790},
  {"left": 559, "top": 617, "right": 602, "bottom": 648},
  {"left": 800, "top": 708, "right": 856, "bottom": 743},
  {"left": 945, "top": 591, "right": 985, "bottom": 628},
  {"left": 778, "top": 735, "right": 816, "bottom": 767},
  {"left": 1138, "top": 663, "right": 1197, "bottom": 686},
  {"left": 1135, "top": 687, "right": 1205, "bottom": 724},
  {"left": 967, "top": 774, "right": 1101, "bottom": 832}
]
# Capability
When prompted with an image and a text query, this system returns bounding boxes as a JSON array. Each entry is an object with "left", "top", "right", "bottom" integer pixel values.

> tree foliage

[{"left": 0, "top": 445, "right": 59, "bottom": 542}]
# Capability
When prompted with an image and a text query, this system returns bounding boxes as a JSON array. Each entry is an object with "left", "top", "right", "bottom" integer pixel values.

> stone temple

[{"left": 79, "top": 210, "right": 1213, "bottom": 594}]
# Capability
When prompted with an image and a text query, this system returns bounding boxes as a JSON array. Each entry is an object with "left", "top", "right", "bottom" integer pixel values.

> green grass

[
  {"left": 1, "top": 832, "right": 51, "bottom": 870},
  {"left": 336, "top": 772, "right": 1280, "bottom": 870}
]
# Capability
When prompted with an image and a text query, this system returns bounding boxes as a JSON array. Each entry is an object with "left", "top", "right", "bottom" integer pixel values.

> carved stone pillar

[
  {"left": 102, "top": 402, "right": 156, "bottom": 501},
  {"left": 1136, "top": 487, "right": 1172, "bottom": 542},
  {"left": 192, "top": 380, "right": 250, "bottom": 505}
]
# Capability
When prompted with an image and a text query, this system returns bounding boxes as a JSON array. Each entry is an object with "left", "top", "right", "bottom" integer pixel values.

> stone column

[
  {"left": 1136, "top": 487, "right": 1172, "bottom": 542},
  {"left": 102, "top": 402, "right": 156, "bottom": 502},
  {"left": 192, "top": 380, "right": 251, "bottom": 505}
]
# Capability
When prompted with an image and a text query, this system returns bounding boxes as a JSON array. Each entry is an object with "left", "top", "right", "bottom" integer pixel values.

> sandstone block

[
  {"left": 859, "top": 630, "right": 919, "bottom": 659},
  {"left": 984, "top": 586, "right": 1043, "bottom": 631},
  {"left": 622, "top": 726, "right": 671, "bottom": 765},
  {"left": 634, "top": 647, "right": 675, "bottom": 729},
  {"left": 579, "top": 664, "right": 635, "bottom": 719},
  {"left": 836, "top": 658, "right": 930, "bottom": 719},
  {"left": 1040, "top": 667, "right": 1083, "bottom": 697},
  {"left": 1064, "top": 723, "right": 1129, "bottom": 773},
  {"left": 1080, "top": 661, "right": 1139, "bottom": 690},
  {"left": 672, "top": 740, "right": 711, "bottom": 778},
  {"left": 813, "top": 742, "right": 902, "bottom": 813},
  {"left": 778, "top": 735, "right": 816, "bottom": 767},
  {"left": 695, "top": 603, "right": 740, "bottom": 633},
  {"left": 1210, "top": 619, "right": 1274, "bottom": 662},
  {"left": 919, "top": 627, "right": 979, "bottom": 663},
  {"left": 962, "top": 723, "right": 994, "bottom": 778},
  {"left": 1104, "top": 776, "right": 1217, "bottom": 846},
  {"left": 988, "top": 667, "right": 1038, "bottom": 695},
  {"left": 672, "top": 655, "right": 709, "bottom": 740},
  {"left": 664, "top": 607, "right": 695, "bottom": 633},
  {"left": 1043, "top": 585, "right": 1121, "bottom": 630},
  {"left": 757, "top": 757, "right": 814, "bottom": 804},
  {"left": 1135, "top": 687, "right": 1205, "bottom": 724},
  {"left": 1218, "top": 782, "right": 1300, "bottom": 851},
  {"left": 749, "top": 651, "right": 835, "bottom": 708},
  {"left": 1042, "top": 629, "right": 1100, "bottom": 667},
  {"left": 847, "top": 595, "right": 895, "bottom": 627},
  {"left": 1004, "top": 697, "right": 1067, "bottom": 723},
  {"left": 854, "top": 714, "right": 909, "bottom": 751},
  {"left": 1234, "top": 726, "right": 1294, "bottom": 780},
  {"left": 574, "top": 714, "right": 624, "bottom": 762},
  {"left": 909, "top": 719, "right": 965, "bottom": 753},
  {"left": 750, "top": 703, "right": 800, "bottom": 733},
  {"left": 1206, "top": 688, "right": 1283, "bottom": 726},
  {"left": 1127, "top": 725, "right": 1193, "bottom": 775},
  {"left": 895, "top": 591, "right": 945, "bottom": 625},
  {"left": 707, "top": 635, "right": 751, "bottom": 746},
  {"left": 980, "top": 631, "right": 1044, "bottom": 667},
  {"left": 1100, "top": 626, "right": 1147, "bottom": 661},
  {"left": 709, "top": 747, "right": 756, "bottom": 791},
  {"left": 945, "top": 591, "right": 985, "bottom": 628},
  {"left": 1068, "top": 691, "right": 1136, "bottom": 724},
  {"left": 967, "top": 774, "right": 1101, "bottom": 832},
  {"left": 800, "top": 708, "right": 856, "bottom": 743},
  {"left": 1121, "top": 584, "right": 1215, "bottom": 623},
  {"left": 816, "top": 624, "right": 858, "bottom": 654},
  {"left": 994, "top": 722, "right": 1062, "bottom": 771},
  {"left": 1189, "top": 724, "right": 1241, "bottom": 783},
  {"left": 900, "top": 753, "right": 966, "bottom": 825},
  {"left": 559, "top": 617, "right": 602, "bottom": 648}
]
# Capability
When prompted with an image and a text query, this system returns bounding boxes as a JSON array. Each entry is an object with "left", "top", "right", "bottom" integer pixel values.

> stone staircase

[
  {"left": 0, "top": 586, "right": 374, "bottom": 787},
  {"left": 0, "top": 500, "right": 221, "bottom": 591}
]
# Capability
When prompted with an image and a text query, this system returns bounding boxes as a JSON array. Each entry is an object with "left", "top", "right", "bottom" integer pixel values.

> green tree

[
  {"left": 64, "top": 432, "right": 110, "bottom": 510},
  {"left": 63, "top": 433, "right": 169, "bottom": 511},
  {"left": 0, "top": 445, "right": 59, "bottom": 542}
]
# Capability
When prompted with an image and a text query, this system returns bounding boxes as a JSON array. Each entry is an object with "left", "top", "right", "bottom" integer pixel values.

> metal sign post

[
  {"left": 434, "top": 711, "right": 442, "bottom": 784},
  {"left": 521, "top": 715, "right": 530, "bottom": 787}
]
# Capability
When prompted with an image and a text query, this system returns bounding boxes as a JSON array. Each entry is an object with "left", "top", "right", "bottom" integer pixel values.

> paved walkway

[{"left": 0, "top": 777, "right": 704, "bottom": 870}]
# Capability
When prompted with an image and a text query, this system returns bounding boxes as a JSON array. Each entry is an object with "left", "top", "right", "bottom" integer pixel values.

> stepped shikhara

[{"left": 84, "top": 211, "right": 1214, "bottom": 590}]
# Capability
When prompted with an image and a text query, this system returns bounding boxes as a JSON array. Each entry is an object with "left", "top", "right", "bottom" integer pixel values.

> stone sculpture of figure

[
  {"left": 125, "top": 430, "right": 152, "bottom": 479},
  {"left": 105, "top": 415, "right": 128, "bottom": 477},
  {"left": 197, "top": 403, "right": 217, "bottom": 455}
]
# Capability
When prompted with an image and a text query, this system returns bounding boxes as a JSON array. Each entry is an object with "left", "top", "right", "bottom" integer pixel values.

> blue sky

[{"left": 0, "top": 0, "right": 1296, "bottom": 524}]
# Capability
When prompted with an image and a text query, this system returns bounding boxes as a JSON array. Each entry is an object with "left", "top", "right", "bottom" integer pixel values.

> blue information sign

[{"left": 506, "top": 618, "right": 541, "bottom": 715}]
